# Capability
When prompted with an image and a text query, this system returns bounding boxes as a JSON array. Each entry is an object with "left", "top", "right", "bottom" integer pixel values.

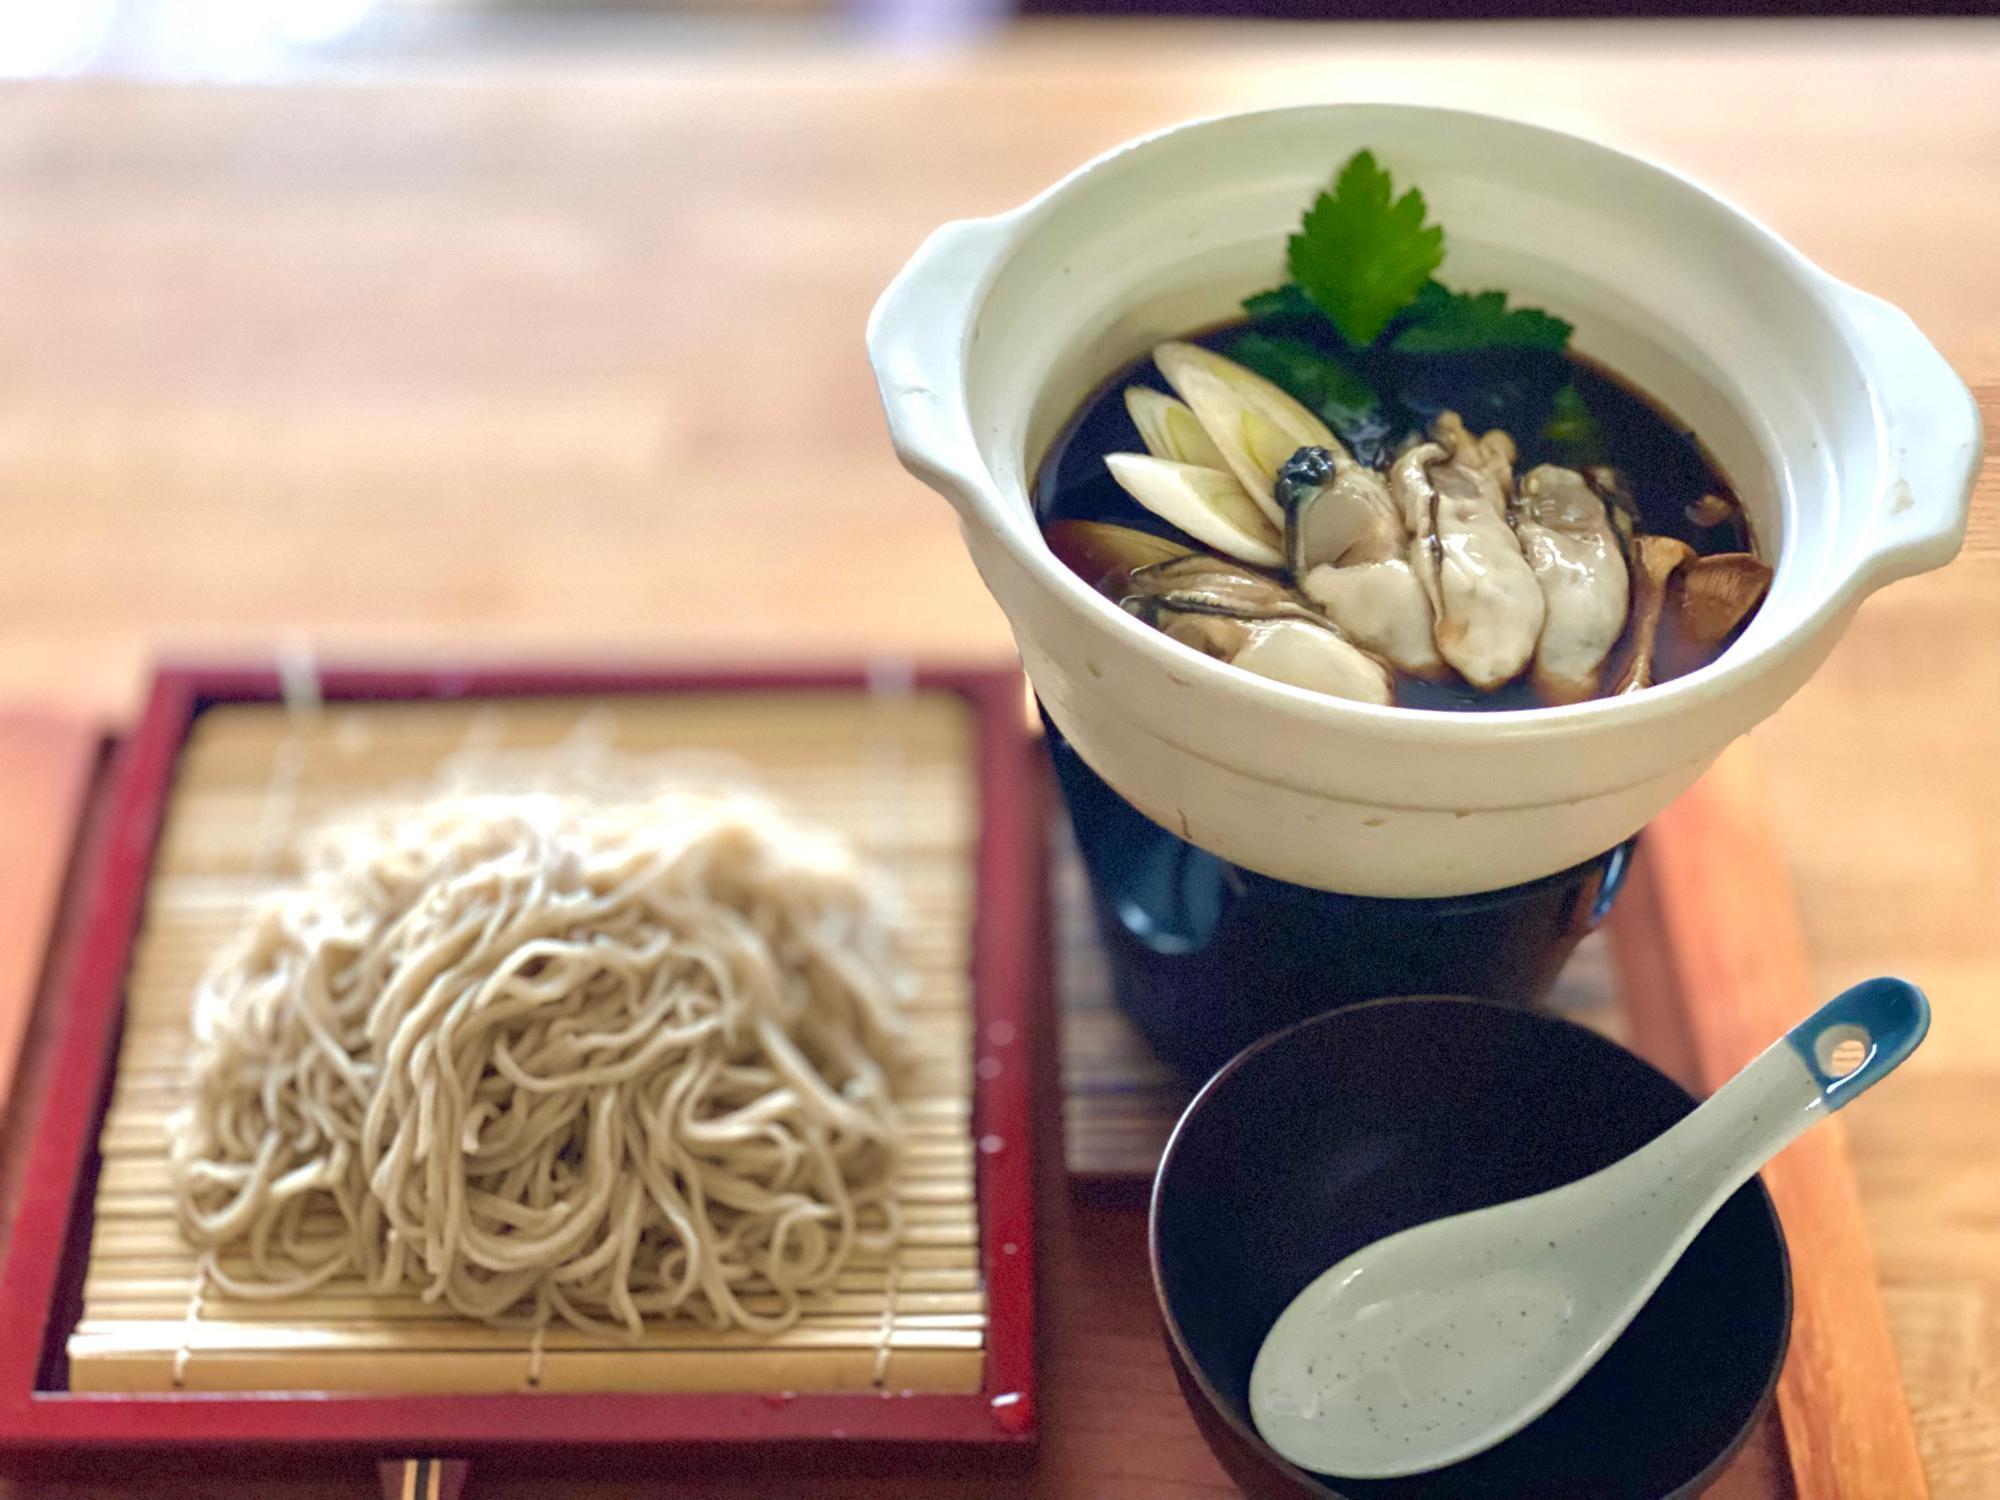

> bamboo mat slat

[
  {"left": 66, "top": 1344, "right": 988, "bottom": 1397},
  {"left": 69, "top": 692, "right": 985, "bottom": 1397}
]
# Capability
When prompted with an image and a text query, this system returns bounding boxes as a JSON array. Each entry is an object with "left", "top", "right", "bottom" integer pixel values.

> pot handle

[
  {"left": 1835, "top": 284, "right": 1983, "bottom": 587},
  {"left": 866, "top": 215, "right": 1020, "bottom": 524}
]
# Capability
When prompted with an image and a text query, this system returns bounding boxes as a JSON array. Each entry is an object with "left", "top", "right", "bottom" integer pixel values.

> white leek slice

[
  {"left": 1153, "top": 341, "right": 1341, "bottom": 527},
  {"left": 1105, "top": 453, "right": 1285, "bottom": 568},
  {"left": 1124, "top": 386, "right": 1229, "bottom": 471}
]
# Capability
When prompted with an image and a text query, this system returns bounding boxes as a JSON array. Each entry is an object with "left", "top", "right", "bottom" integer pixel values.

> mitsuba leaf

[
  {"left": 1287, "top": 151, "right": 1444, "bottom": 348},
  {"left": 1544, "top": 381, "right": 1607, "bottom": 466},
  {"left": 1227, "top": 331, "right": 1378, "bottom": 431},
  {"left": 1242, "top": 283, "right": 1318, "bottom": 321},
  {"left": 1391, "top": 282, "right": 1573, "bottom": 354}
]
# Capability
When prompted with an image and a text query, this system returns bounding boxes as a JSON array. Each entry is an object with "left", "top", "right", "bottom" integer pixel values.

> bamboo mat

[{"left": 68, "top": 692, "right": 984, "bottom": 1396}]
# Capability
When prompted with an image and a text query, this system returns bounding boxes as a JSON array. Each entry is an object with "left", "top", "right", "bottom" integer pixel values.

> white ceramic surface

[
  {"left": 1248, "top": 977, "right": 1929, "bottom": 1479},
  {"left": 868, "top": 106, "right": 1981, "bottom": 897}
]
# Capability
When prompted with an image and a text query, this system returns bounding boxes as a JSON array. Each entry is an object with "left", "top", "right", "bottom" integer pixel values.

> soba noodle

[{"left": 170, "top": 788, "right": 909, "bottom": 1338}]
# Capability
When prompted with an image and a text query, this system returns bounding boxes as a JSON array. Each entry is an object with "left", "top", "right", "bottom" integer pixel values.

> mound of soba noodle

[{"left": 170, "top": 788, "right": 909, "bottom": 1338}]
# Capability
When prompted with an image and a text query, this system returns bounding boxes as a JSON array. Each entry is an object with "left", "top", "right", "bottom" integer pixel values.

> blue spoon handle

[
  {"left": 1782, "top": 976, "right": 1930, "bottom": 1110},
  {"left": 1624, "top": 977, "right": 1931, "bottom": 1221}
]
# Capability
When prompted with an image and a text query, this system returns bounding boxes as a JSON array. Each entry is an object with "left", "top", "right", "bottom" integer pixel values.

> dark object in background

[
  {"left": 1046, "top": 720, "right": 1630, "bottom": 1079},
  {"left": 1150, "top": 996, "right": 1791, "bottom": 1498},
  {"left": 1021, "top": 0, "right": 1990, "bottom": 17}
]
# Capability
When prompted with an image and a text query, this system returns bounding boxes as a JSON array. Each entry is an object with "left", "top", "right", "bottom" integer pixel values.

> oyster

[
  {"left": 1433, "top": 411, "right": 1516, "bottom": 502},
  {"left": 1299, "top": 563, "right": 1444, "bottom": 681},
  {"left": 1275, "top": 445, "right": 1442, "bottom": 677},
  {"left": 1274, "top": 445, "right": 1404, "bottom": 575},
  {"left": 1392, "top": 426, "right": 1545, "bottom": 691},
  {"left": 1120, "top": 554, "right": 1323, "bottom": 623},
  {"left": 1585, "top": 465, "right": 1641, "bottom": 551},
  {"left": 1230, "top": 620, "right": 1395, "bottom": 705},
  {"left": 1120, "top": 556, "right": 1393, "bottom": 706},
  {"left": 1083, "top": 362, "right": 1751, "bottom": 707},
  {"left": 1515, "top": 464, "right": 1632, "bottom": 704}
]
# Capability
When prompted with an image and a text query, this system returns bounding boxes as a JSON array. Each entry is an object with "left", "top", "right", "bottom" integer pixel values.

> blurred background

[
  {"left": 0, "top": 0, "right": 1990, "bottom": 84},
  {"left": 0, "top": 0, "right": 1986, "bottom": 86},
  {"left": 2, "top": 0, "right": 1993, "bottom": 722}
]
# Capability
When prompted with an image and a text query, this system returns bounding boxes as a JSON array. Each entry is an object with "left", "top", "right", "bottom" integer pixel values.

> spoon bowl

[{"left": 1150, "top": 996, "right": 1790, "bottom": 1499}]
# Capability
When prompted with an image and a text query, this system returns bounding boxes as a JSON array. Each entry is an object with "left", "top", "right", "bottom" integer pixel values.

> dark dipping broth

[{"left": 1034, "top": 316, "right": 1759, "bottom": 712}]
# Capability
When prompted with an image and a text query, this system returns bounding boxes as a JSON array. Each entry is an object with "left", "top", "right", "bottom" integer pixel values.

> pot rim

[{"left": 870, "top": 103, "right": 1978, "bottom": 749}]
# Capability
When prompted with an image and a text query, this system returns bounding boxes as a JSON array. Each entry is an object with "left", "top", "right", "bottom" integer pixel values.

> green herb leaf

[
  {"left": 1543, "top": 381, "right": 1606, "bottom": 467},
  {"left": 1242, "top": 283, "right": 1318, "bottom": 321},
  {"left": 1287, "top": 151, "right": 1444, "bottom": 348},
  {"left": 1390, "top": 282, "right": 1573, "bottom": 354},
  {"left": 1228, "top": 331, "right": 1378, "bottom": 431}
]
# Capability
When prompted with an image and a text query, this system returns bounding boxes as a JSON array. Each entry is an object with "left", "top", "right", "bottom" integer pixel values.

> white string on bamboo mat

[{"left": 871, "top": 1262, "right": 902, "bottom": 1389}]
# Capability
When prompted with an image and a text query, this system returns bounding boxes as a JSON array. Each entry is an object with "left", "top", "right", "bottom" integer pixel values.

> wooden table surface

[{"left": 1, "top": 16, "right": 1996, "bottom": 1498}]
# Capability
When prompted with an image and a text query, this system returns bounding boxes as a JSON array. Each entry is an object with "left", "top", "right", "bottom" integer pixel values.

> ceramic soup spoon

[{"left": 1249, "top": 976, "right": 1929, "bottom": 1479}]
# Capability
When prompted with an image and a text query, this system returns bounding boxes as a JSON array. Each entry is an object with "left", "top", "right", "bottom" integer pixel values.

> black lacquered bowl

[
  {"left": 1149, "top": 997, "right": 1791, "bottom": 1499},
  {"left": 1044, "top": 720, "right": 1634, "bottom": 1081}
]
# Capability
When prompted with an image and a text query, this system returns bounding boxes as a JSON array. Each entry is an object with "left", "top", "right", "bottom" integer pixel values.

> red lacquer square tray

[{"left": 0, "top": 665, "right": 1045, "bottom": 1471}]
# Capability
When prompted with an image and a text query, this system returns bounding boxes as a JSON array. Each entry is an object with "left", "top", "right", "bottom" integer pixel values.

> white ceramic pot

[{"left": 868, "top": 105, "right": 1980, "bottom": 898}]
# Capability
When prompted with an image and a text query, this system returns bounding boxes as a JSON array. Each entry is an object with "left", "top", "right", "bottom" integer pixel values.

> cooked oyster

[
  {"left": 1120, "top": 554, "right": 1321, "bottom": 623},
  {"left": 1120, "top": 556, "right": 1393, "bottom": 706},
  {"left": 1275, "top": 445, "right": 1442, "bottom": 677},
  {"left": 1082, "top": 359, "right": 1755, "bottom": 707},
  {"left": 1515, "top": 464, "right": 1632, "bottom": 704},
  {"left": 1392, "top": 431, "right": 1545, "bottom": 691},
  {"left": 1299, "top": 561, "right": 1444, "bottom": 681},
  {"left": 1230, "top": 619, "right": 1395, "bottom": 705},
  {"left": 1274, "top": 445, "right": 1405, "bottom": 574},
  {"left": 1585, "top": 465, "right": 1641, "bottom": 551},
  {"left": 1613, "top": 534, "right": 1695, "bottom": 695},
  {"left": 1272, "top": 446, "right": 1448, "bottom": 680},
  {"left": 1433, "top": 411, "right": 1517, "bottom": 502}
]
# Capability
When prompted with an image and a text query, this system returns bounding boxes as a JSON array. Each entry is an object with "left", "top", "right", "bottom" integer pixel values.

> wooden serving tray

[
  {"left": 1059, "top": 743, "right": 1927, "bottom": 1500},
  {"left": 0, "top": 684, "right": 1923, "bottom": 1499},
  {"left": 0, "top": 666, "right": 1044, "bottom": 1474}
]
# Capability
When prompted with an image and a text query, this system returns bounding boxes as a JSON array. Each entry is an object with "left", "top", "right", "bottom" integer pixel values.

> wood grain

[
  {"left": 1612, "top": 742, "right": 1929, "bottom": 1500},
  {"left": 0, "top": 15, "right": 1997, "bottom": 1497},
  {"left": 0, "top": 715, "right": 97, "bottom": 1107}
]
